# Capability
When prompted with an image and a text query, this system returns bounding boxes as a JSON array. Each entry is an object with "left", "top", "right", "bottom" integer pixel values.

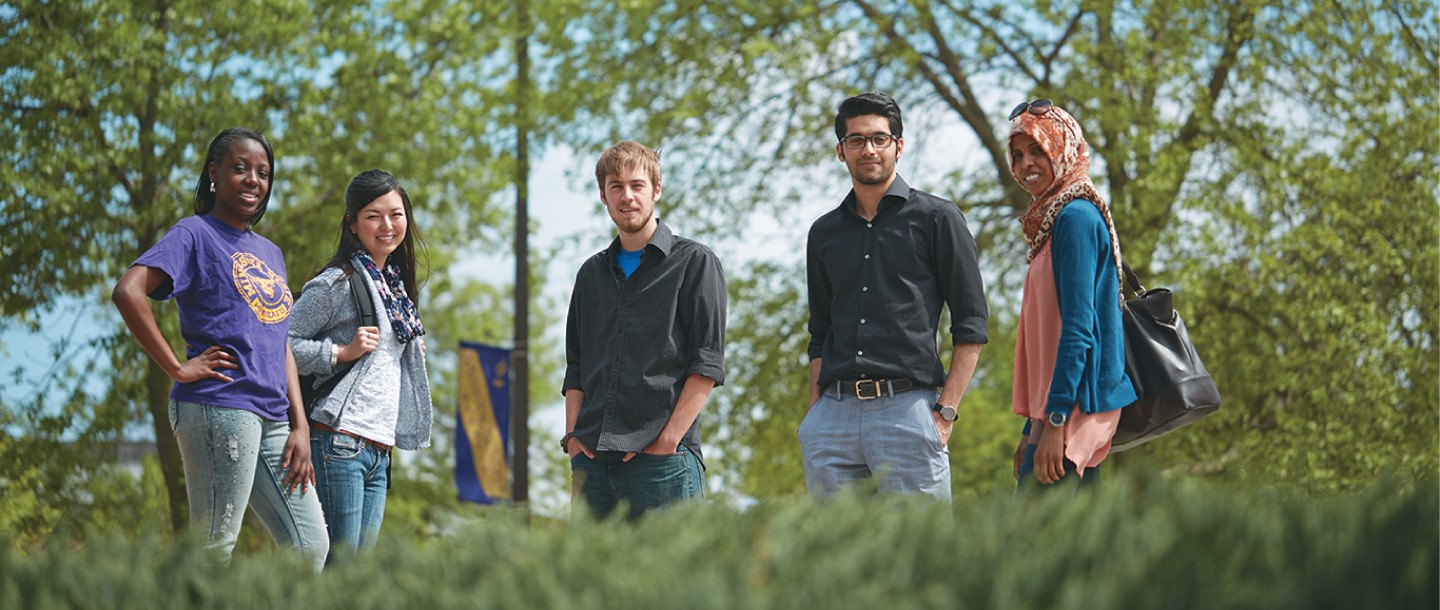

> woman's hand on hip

[{"left": 174, "top": 345, "right": 237, "bottom": 384}]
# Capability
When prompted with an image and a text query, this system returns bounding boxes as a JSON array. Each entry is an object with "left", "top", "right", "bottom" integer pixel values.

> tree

[
  {"left": 544, "top": 0, "right": 1439, "bottom": 494},
  {"left": 0, "top": 0, "right": 523, "bottom": 534},
  {"left": 1155, "top": 0, "right": 1439, "bottom": 489},
  {"left": 3, "top": 0, "right": 328, "bottom": 533}
]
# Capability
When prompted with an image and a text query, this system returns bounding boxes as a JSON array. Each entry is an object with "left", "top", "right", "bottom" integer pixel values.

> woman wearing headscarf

[{"left": 1007, "top": 100, "right": 1137, "bottom": 492}]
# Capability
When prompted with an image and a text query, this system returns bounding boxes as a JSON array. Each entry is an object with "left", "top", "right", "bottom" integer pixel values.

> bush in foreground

[{"left": 1, "top": 474, "right": 1433, "bottom": 609}]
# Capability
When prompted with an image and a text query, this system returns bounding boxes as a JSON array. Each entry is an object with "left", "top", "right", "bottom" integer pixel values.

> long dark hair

[
  {"left": 319, "top": 169, "right": 427, "bottom": 302},
  {"left": 193, "top": 128, "right": 275, "bottom": 226}
]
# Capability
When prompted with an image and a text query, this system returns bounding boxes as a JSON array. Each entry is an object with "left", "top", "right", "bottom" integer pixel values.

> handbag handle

[{"left": 1120, "top": 259, "right": 1146, "bottom": 298}]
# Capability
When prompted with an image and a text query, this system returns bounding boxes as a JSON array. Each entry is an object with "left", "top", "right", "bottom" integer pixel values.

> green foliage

[
  {"left": 1, "top": 0, "right": 528, "bottom": 532},
  {"left": 708, "top": 261, "right": 812, "bottom": 498},
  {"left": 947, "top": 310, "right": 1025, "bottom": 498},
  {"left": 2, "top": 0, "right": 1436, "bottom": 545},
  {"left": 551, "top": 0, "right": 1440, "bottom": 496},
  {"left": 0, "top": 476, "right": 1434, "bottom": 609},
  {"left": 1135, "top": 0, "right": 1440, "bottom": 491}
]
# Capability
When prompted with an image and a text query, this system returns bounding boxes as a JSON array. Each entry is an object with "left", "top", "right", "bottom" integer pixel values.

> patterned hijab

[{"left": 1009, "top": 104, "right": 1124, "bottom": 296}]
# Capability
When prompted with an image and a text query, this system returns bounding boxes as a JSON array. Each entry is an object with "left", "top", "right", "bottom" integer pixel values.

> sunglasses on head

[{"left": 1008, "top": 98, "right": 1053, "bottom": 121}]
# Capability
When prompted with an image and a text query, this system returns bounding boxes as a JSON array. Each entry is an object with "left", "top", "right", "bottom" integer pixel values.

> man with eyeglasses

[{"left": 799, "top": 91, "right": 988, "bottom": 501}]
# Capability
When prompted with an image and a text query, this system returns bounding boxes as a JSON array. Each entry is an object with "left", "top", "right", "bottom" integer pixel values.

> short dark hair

[
  {"left": 193, "top": 128, "right": 275, "bottom": 226},
  {"left": 834, "top": 92, "right": 903, "bottom": 141}
]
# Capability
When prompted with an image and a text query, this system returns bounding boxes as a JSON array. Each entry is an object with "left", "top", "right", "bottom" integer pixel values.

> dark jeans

[
  {"left": 570, "top": 444, "right": 705, "bottom": 520},
  {"left": 1015, "top": 442, "right": 1101, "bottom": 495}
]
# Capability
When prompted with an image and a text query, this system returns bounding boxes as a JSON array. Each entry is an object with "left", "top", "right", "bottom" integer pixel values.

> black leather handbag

[{"left": 1111, "top": 261, "right": 1221, "bottom": 452}]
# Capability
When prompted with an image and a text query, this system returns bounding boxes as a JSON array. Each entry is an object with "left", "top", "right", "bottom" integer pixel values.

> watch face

[
  {"left": 1047, "top": 412, "right": 1066, "bottom": 426},
  {"left": 934, "top": 404, "right": 957, "bottom": 421}
]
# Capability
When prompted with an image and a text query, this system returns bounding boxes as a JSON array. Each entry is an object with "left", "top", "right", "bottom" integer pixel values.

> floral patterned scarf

[
  {"left": 1009, "top": 105, "right": 1125, "bottom": 299},
  {"left": 356, "top": 253, "right": 425, "bottom": 343}
]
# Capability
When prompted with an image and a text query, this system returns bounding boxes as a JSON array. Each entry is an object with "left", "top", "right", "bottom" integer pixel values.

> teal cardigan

[{"left": 1046, "top": 201, "right": 1137, "bottom": 416}]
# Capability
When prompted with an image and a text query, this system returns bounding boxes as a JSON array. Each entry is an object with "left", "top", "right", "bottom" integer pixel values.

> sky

[
  {"left": 0, "top": 113, "right": 987, "bottom": 513},
  {"left": 0, "top": 108, "right": 987, "bottom": 416}
]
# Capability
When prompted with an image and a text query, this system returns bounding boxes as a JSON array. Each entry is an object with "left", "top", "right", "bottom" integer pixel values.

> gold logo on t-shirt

[{"left": 231, "top": 252, "right": 292, "bottom": 324}]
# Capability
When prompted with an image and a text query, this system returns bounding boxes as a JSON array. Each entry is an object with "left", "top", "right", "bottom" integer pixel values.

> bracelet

[{"left": 330, "top": 343, "right": 340, "bottom": 367}]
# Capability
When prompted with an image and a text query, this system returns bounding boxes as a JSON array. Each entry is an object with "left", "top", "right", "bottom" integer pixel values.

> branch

[
  {"left": 1171, "top": 3, "right": 1255, "bottom": 152},
  {"left": 1146, "top": 2, "right": 1257, "bottom": 222},
  {"left": 1384, "top": 0, "right": 1438, "bottom": 74},
  {"left": 945, "top": 1, "right": 1040, "bottom": 83},
  {"left": 850, "top": 0, "right": 1013, "bottom": 200},
  {"left": 1040, "top": 8, "right": 1085, "bottom": 78}
]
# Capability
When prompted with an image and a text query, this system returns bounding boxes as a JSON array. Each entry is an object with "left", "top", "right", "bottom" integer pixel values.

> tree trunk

[
  {"left": 511, "top": 0, "right": 531, "bottom": 507},
  {"left": 146, "top": 348, "right": 186, "bottom": 533}
]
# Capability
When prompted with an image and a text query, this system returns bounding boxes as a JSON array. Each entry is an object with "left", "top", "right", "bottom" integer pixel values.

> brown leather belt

[
  {"left": 312, "top": 421, "right": 392, "bottom": 453},
  {"left": 834, "top": 378, "right": 923, "bottom": 400}
]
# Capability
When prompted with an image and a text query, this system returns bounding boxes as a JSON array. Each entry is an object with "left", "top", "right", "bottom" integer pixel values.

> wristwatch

[
  {"left": 1046, "top": 411, "right": 1069, "bottom": 427},
  {"left": 931, "top": 403, "right": 958, "bottom": 422},
  {"left": 560, "top": 432, "right": 577, "bottom": 453}
]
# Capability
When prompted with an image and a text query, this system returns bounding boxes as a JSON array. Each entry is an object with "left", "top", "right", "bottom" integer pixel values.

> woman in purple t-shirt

[{"left": 113, "top": 128, "right": 328, "bottom": 570}]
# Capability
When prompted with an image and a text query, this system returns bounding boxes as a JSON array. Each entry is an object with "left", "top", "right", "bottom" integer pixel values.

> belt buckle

[{"left": 855, "top": 380, "right": 883, "bottom": 400}]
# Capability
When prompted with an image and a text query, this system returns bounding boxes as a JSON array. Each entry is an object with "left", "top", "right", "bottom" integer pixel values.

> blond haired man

[{"left": 561, "top": 141, "right": 727, "bottom": 519}]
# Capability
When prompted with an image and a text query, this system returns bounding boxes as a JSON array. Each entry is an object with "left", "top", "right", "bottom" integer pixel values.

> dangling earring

[{"left": 209, "top": 182, "right": 215, "bottom": 193}]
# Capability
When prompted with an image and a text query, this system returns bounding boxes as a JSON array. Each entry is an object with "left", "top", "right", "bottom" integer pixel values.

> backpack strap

[
  {"left": 303, "top": 269, "right": 377, "bottom": 412},
  {"left": 347, "top": 268, "right": 377, "bottom": 328}
]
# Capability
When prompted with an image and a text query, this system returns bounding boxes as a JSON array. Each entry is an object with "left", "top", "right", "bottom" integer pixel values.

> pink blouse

[{"left": 1012, "top": 242, "right": 1120, "bottom": 471}]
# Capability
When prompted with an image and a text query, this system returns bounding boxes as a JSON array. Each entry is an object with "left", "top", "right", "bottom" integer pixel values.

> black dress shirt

[
  {"left": 563, "top": 220, "right": 727, "bottom": 458},
  {"left": 806, "top": 175, "right": 988, "bottom": 389}
]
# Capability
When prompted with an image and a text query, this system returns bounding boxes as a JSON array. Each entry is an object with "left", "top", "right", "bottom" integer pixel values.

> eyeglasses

[
  {"left": 841, "top": 134, "right": 898, "bottom": 150},
  {"left": 1008, "top": 98, "right": 1053, "bottom": 121}
]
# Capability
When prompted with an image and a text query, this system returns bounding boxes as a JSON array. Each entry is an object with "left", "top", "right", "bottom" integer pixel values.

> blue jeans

[
  {"left": 311, "top": 429, "right": 390, "bottom": 563},
  {"left": 1015, "top": 441, "right": 1100, "bottom": 495},
  {"left": 169, "top": 401, "right": 329, "bottom": 572},
  {"left": 798, "top": 388, "right": 951, "bottom": 502},
  {"left": 570, "top": 444, "right": 705, "bottom": 520}
]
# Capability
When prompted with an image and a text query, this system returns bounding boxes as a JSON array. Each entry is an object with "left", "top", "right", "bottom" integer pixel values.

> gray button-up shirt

[{"left": 563, "top": 220, "right": 726, "bottom": 458}]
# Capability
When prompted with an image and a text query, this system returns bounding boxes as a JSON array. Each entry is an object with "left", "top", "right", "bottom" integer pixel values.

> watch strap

[{"left": 931, "top": 402, "right": 958, "bottom": 422}]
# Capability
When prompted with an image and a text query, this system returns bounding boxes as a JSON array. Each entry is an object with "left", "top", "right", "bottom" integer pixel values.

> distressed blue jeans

[
  {"left": 170, "top": 401, "right": 329, "bottom": 571},
  {"left": 798, "top": 388, "right": 952, "bottom": 502},
  {"left": 311, "top": 428, "right": 390, "bottom": 563},
  {"left": 570, "top": 444, "right": 705, "bottom": 520}
]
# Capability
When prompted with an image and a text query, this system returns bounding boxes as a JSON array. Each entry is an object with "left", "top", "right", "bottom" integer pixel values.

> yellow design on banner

[
  {"left": 230, "top": 252, "right": 292, "bottom": 324},
  {"left": 458, "top": 349, "right": 510, "bottom": 499}
]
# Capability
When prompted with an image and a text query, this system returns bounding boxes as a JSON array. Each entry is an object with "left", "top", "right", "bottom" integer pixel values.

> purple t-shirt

[{"left": 134, "top": 214, "right": 294, "bottom": 421}]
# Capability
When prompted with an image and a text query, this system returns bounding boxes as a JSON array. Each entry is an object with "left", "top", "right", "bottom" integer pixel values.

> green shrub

[{"left": 1, "top": 474, "right": 1433, "bottom": 609}]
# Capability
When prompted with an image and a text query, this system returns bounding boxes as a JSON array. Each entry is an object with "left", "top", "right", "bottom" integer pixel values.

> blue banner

[{"left": 455, "top": 341, "right": 511, "bottom": 504}]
